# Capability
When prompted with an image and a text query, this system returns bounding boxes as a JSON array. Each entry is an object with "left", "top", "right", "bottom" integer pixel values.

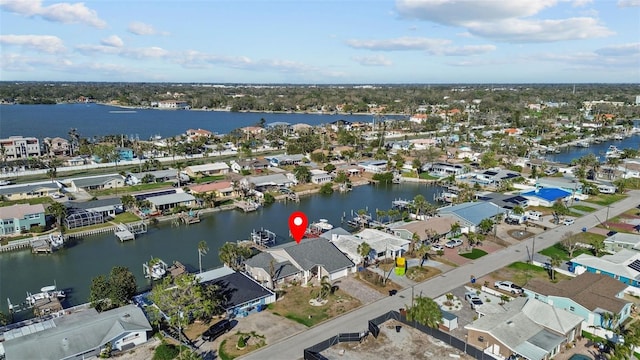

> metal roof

[{"left": 147, "top": 192, "right": 195, "bottom": 206}]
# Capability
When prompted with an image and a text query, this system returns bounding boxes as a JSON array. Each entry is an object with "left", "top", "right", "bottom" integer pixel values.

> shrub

[
  {"left": 237, "top": 335, "right": 246, "bottom": 349},
  {"left": 152, "top": 343, "right": 178, "bottom": 360}
]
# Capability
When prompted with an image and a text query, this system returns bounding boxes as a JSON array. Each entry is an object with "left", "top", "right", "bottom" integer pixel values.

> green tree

[
  {"left": 412, "top": 194, "right": 427, "bottom": 217},
  {"left": 121, "top": 194, "right": 136, "bottom": 210},
  {"left": 89, "top": 275, "right": 111, "bottom": 312},
  {"left": 316, "top": 275, "right": 332, "bottom": 300},
  {"left": 415, "top": 244, "right": 433, "bottom": 267},
  {"left": 549, "top": 255, "right": 562, "bottom": 281},
  {"left": 449, "top": 222, "right": 461, "bottom": 237},
  {"left": 0, "top": 310, "right": 9, "bottom": 326},
  {"left": 88, "top": 266, "right": 137, "bottom": 312},
  {"left": 478, "top": 218, "right": 494, "bottom": 235},
  {"left": 198, "top": 240, "right": 208, "bottom": 274},
  {"left": 357, "top": 241, "right": 371, "bottom": 266},
  {"left": 406, "top": 296, "right": 441, "bottom": 328},
  {"left": 47, "top": 202, "right": 67, "bottom": 229},
  {"left": 319, "top": 182, "right": 334, "bottom": 195},
  {"left": 334, "top": 170, "right": 349, "bottom": 184},
  {"left": 293, "top": 165, "right": 311, "bottom": 184},
  {"left": 218, "top": 242, "right": 251, "bottom": 270}
]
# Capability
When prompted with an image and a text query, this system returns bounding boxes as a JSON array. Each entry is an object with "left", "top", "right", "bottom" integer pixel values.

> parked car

[
  {"left": 445, "top": 239, "right": 463, "bottom": 248},
  {"left": 202, "top": 319, "right": 231, "bottom": 341},
  {"left": 51, "top": 193, "right": 64, "bottom": 199},
  {"left": 431, "top": 244, "right": 444, "bottom": 252},
  {"left": 563, "top": 218, "right": 575, "bottom": 226},
  {"left": 464, "top": 292, "right": 484, "bottom": 309},
  {"left": 494, "top": 281, "right": 523, "bottom": 294}
]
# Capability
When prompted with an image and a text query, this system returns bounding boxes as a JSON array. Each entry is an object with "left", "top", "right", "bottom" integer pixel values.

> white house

[
  {"left": 330, "top": 228, "right": 410, "bottom": 263},
  {"left": 310, "top": 169, "right": 332, "bottom": 184}
]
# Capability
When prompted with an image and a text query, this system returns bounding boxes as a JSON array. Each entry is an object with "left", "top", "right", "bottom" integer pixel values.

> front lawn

[
  {"left": 218, "top": 331, "right": 266, "bottom": 360},
  {"left": 419, "top": 173, "right": 440, "bottom": 180},
  {"left": 268, "top": 284, "right": 360, "bottom": 327},
  {"left": 0, "top": 196, "right": 54, "bottom": 207},
  {"left": 539, "top": 243, "right": 592, "bottom": 261},
  {"left": 459, "top": 249, "right": 488, "bottom": 260},
  {"left": 584, "top": 193, "right": 627, "bottom": 206},
  {"left": 112, "top": 212, "right": 141, "bottom": 223},
  {"left": 89, "top": 182, "right": 174, "bottom": 197},
  {"left": 570, "top": 204, "right": 596, "bottom": 213}
]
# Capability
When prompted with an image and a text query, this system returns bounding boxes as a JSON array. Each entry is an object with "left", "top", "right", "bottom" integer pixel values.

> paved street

[{"left": 241, "top": 191, "right": 640, "bottom": 360}]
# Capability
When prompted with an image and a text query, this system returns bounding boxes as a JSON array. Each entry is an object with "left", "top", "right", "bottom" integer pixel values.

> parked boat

[
  {"left": 306, "top": 219, "right": 334, "bottom": 237},
  {"left": 576, "top": 141, "right": 590, "bottom": 148},
  {"left": 251, "top": 228, "right": 276, "bottom": 247},
  {"left": 49, "top": 233, "right": 64, "bottom": 249},
  {"left": 143, "top": 257, "right": 168, "bottom": 280},
  {"left": 605, "top": 145, "right": 622, "bottom": 159},
  {"left": 150, "top": 263, "right": 167, "bottom": 280},
  {"left": 26, "top": 284, "right": 65, "bottom": 306}
]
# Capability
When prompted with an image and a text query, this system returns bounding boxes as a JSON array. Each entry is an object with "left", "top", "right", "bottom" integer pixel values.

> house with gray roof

[
  {"left": 465, "top": 297, "right": 582, "bottom": 360},
  {"left": 244, "top": 252, "right": 300, "bottom": 289},
  {"left": 66, "top": 198, "right": 124, "bottom": 219},
  {"left": 265, "top": 154, "right": 305, "bottom": 167},
  {"left": 244, "top": 173, "right": 294, "bottom": 189},
  {"left": 147, "top": 192, "right": 195, "bottom": 213},
  {"left": 69, "top": 175, "right": 124, "bottom": 192},
  {"left": 603, "top": 232, "right": 640, "bottom": 253},
  {"left": 0, "top": 203, "right": 46, "bottom": 235},
  {"left": 247, "top": 237, "right": 355, "bottom": 286},
  {"left": 0, "top": 182, "right": 60, "bottom": 201},
  {"left": 1, "top": 304, "right": 151, "bottom": 360},
  {"left": 437, "top": 201, "right": 507, "bottom": 233}
]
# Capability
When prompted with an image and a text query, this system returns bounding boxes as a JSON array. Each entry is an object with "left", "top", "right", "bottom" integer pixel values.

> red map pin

[{"left": 288, "top": 211, "right": 308, "bottom": 244}]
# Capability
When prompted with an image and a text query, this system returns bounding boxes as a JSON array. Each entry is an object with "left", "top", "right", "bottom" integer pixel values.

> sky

[{"left": 0, "top": 0, "right": 639, "bottom": 84}]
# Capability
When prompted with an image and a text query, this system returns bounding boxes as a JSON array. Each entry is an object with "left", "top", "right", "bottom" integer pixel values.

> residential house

[
  {"left": 0, "top": 136, "right": 41, "bottom": 159},
  {"left": 197, "top": 266, "right": 275, "bottom": 318},
  {"left": 0, "top": 204, "right": 46, "bottom": 235},
  {"left": 244, "top": 173, "right": 294, "bottom": 190},
  {"left": 69, "top": 175, "right": 124, "bottom": 192},
  {"left": 603, "top": 233, "right": 640, "bottom": 253},
  {"left": 390, "top": 217, "right": 457, "bottom": 242},
  {"left": 536, "top": 178, "right": 583, "bottom": 195},
  {"left": 570, "top": 249, "right": 640, "bottom": 293},
  {"left": 44, "top": 137, "right": 70, "bottom": 156},
  {"left": 437, "top": 201, "right": 507, "bottom": 233},
  {"left": 479, "top": 193, "right": 529, "bottom": 211},
  {"left": 240, "top": 126, "right": 266, "bottom": 136},
  {"left": 185, "top": 128, "right": 213, "bottom": 141},
  {"left": 67, "top": 198, "right": 124, "bottom": 220},
  {"left": 520, "top": 187, "right": 572, "bottom": 207},
  {"left": 329, "top": 228, "right": 410, "bottom": 264},
  {"left": 265, "top": 154, "right": 306, "bottom": 167},
  {"left": 0, "top": 182, "right": 60, "bottom": 201},
  {"left": 410, "top": 138, "right": 438, "bottom": 150},
  {"left": 66, "top": 156, "right": 90, "bottom": 167},
  {"left": 310, "top": 169, "right": 332, "bottom": 184},
  {"left": 146, "top": 192, "right": 196, "bottom": 213},
  {"left": 465, "top": 297, "right": 583, "bottom": 360},
  {"left": 357, "top": 160, "right": 388, "bottom": 174},
  {"left": 230, "top": 158, "right": 270, "bottom": 173},
  {"left": 157, "top": 100, "right": 189, "bottom": 109},
  {"left": 125, "top": 169, "right": 189, "bottom": 185},
  {"left": 245, "top": 237, "right": 355, "bottom": 285},
  {"left": 426, "top": 162, "right": 467, "bottom": 177},
  {"left": 184, "top": 162, "right": 229, "bottom": 177},
  {"left": 116, "top": 147, "right": 134, "bottom": 161},
  {"left": 1, "top": 304, "right": 151, "bottom": 360},
  {"left": 474, "top": 169, "right": 521, "bottom": 187},
  {"left": 523, "top": 273, "right": 632, "bottom": 334},
  {"left": 188, "top": 181, "right": 236, "bottom": 199},
  {"left": 244, "top": 252, "right": 301, "bottom": 289}
]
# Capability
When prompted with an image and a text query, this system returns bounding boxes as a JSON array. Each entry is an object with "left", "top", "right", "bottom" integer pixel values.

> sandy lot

[{"left": 322, "top": 319, "right": 474, "bottom": 360}]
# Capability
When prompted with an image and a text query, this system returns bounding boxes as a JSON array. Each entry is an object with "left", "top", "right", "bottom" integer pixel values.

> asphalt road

[{"left": 241, "top": 191, "right": 640, "bottom": 360}]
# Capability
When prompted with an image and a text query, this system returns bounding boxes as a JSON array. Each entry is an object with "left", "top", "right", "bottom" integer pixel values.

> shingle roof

[
  {"left": 525, "top": 272, "right": 629, "bottom": 313},
  {"left": 244, "top": 253, "right": 299, "bottom": 280},
  {"left": 0, "top": 203, "right": 46, "bottom": 219},
  {"left": 147, "top": 193, "right": 195, "bottom": 206},
  {"left": 0, "top": 183, "right": 59, "bottom": 196},
  {"left": 206, "top": 272, "right": 274, "bottom": 309},
  {"left": 272, "top": 238, "right": 354, "bottom": 272},
  {"left": 72, "top": 175, "right": 123, "bottom": 188},
  {"left": 68, "top": 198, "right": 122, "bottom": 211}
]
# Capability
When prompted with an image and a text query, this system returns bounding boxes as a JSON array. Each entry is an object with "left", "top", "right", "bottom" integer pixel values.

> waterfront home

[
  {"left": 246, "top": 237, "right": 355, "bottom": 284},
  {"left": 0, "top": 182, "right": 60, "bottom": 201},
  {"left": 240, "top": 126, "right": 266, "bottom": 136},
  {"left": 310, "top": 169, "right": 332, "bottom": 184},
  {"left": 437, "top": 201, "right": 507, "bottom": 234},
  {"left": 43, "top": 137, "right": 70, "bottom": 156},
  {"left": 185, "top": 128, "right": 213, "bottom": 140},
  {"left": 64, "top": 206, "right": 105, "bottom": 230},
  {"left": 390, "top": 217, "right": 457, "bottom": 242},
  {"left": 244, "top": 173, "right": 294, "bottom": 190},
  {"left": 157, "top": 100, "right": 189, "bottom": 109},
  {"left": 0, "top": 136, "right": 41, "bottom": 159},
  {"left": 329, "top": 228, "right": 410, "bottom": 263},
  {"left": 523, "top": 273, "right": 632, "bottom": 335},
  {"left": 0, "top": 203, "right": 46, "bottom": 235},
  {"left": 536, "top": 177, "right": 583, "bottom": 194},
  {"left": 604, "top": 233, "right": 640, "bottom": 253},
  {"left": 67, "top": 198, "right": 124, "bottom": 220},
  {"left": 465, "top": 297, "right": 583, "bottom": 360},
  {"left": 478, "top": 193, "right": 529, "bottom": 211},
  {"left": 1, "top": 304, "right": 152, "bottom": 360},
  {"left": 197, "top": 266, "right": 275, "bottom": 318},
  {"left": 571, "top": 249, "right": 640, "bottom": 294},
  {"left": 230, "top": 158, "right": 270, "bottom": 173},
  {"left": 473, "top": 168, "right": 521, "bottom": 187},
  {"left": 244, "top": 252, "right": 301, "bottom": 289},
  {"left": 265, "top": 154, "right": 306, "bottom": 167},
  {"left": 357, "top": 160, "right": 388, "bottom": 174},
  {"left": 184, "top": 162, "right": 229, "bottom": 178},
  {"left": 188, "top": 181, "right": 236, "bottom": 199},
  {"left": 520, "top": 187, "right": 572, "bottom": 207},
  {"left": 116, "top": 147, "right": 134, "bottom": 161},
  {"left": 125, "top": 169, "right": 189, "bottom": 185},
  {"left": 425, "top": 162, "right": 467, "bottom": 177},
  {"left": 68, "top": 174, "right": 124, "bottom": 192},
  {"left": 146, "top": 192, "right": 196, "bottom": 213}
]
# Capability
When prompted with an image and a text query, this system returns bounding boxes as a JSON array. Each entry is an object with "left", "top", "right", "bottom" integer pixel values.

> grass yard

[
  {"left": 419, "top": 173, "right": 440, "bottom": 180},
  {"left": 112, "top": 211, "right": 142, "bottom": 223},
  {"left": 0, "top": 196, "right": 54, "bottom": 207},
  {"left": 89, "top": 182, "right": 174, "bottom": 197},
  {"left": 570, "top": 204, "right": 597, "bottom": 213},
  {"left": 218, "top": 331, "right": 267, "bottom": 360},
  {"left": 459, "top": 249, "right": 488, "bottom": 260},
  {"left": 405, "top": 266, "right": 441, "bottom": 282},
  {"left": 539, "top": 243, "right": 592, "bottom": 261},
  {"left": 584, "top": 193, "right": 627, "bottom": 206},
  {"left": 268, "top": 284, "right": 360, "bottom": 327}
]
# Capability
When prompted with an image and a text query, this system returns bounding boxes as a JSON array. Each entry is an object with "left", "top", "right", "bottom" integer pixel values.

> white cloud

[
  {"left": 345, "top": 37, "right": 449, "bottom": 51},
  {"left": 128, "top": 22, "right": 160, "bottom": 36},
  {"left": 594, "top": 42, "right": 640, "bottom": 56},
  {"left": 101, "top": 35, "right": 124, "bottom": 48},
  {"left": 0, "top": 0, "right": 106, "bottom": 28},
  {"left": 76, "top": 43, "right": 169, "bottom": 59},
  {"left": 394, "top": 0, "right": 613, "bottom": 43},
  {"left": 572, "top": 0, "right": 592, "bottom": 7},
  {"left": 0, "top": 34, "right": 65, "bottom": 53},
  {"left": 438, "top": 45, "right": 496, "bottom": 56},
  {"left": 352, "top": 55, "right": 393, "bottom": 66},
  {"left": 617, "top": 0, "right": 640, "bottom": 7}
]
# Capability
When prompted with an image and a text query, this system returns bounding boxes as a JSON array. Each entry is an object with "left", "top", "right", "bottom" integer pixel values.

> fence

[{"left": 303, "top": 310, "right": 499, "bottom": 360}]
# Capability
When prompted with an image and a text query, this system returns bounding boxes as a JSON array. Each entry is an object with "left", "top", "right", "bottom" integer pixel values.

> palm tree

[
  {"left": 316, "top": 276, "right": 332, "bottom": 300},
  {"left": 357, "top": 242, "right": 372, "bottom": 266},
  {"left": 406, "top": 296, "right": 441, "bottom": 328},
  {"left": 198, "top": 240, "right": 208, "bottom": 274},
  {"left": 415, "top": 244, "right": 432, "bottom": 267},
  {"left": 449, "top": 222, "right": 461, "bottom": 238},
  {"left": 412, "top": 194, "right": 427, "bottom": 217},
  {"left": 218, "top": 242, "right": 251, "bottom": 270},
  {"left": 120, "top": 195, "right": 136, "bottom": 211},
  {"left": 549, "top": 254, "right": 562, "bottom": 281},
  {"left": 47, "top": 202, "right": 67, "bottom": 231}
]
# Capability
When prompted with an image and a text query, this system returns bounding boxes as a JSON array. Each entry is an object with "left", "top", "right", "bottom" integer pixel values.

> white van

[{"left": 526, "top": 210, "right": 542, "bottom": 221}]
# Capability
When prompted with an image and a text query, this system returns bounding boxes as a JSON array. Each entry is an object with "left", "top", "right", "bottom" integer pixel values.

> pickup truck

[{"left": 464, "top": 292, "right": 484, "bottom": 309}]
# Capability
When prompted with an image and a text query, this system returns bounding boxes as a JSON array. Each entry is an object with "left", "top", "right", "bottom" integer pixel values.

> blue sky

[{"left": 1, "top": 0, "right": 639, "bottom": 83}]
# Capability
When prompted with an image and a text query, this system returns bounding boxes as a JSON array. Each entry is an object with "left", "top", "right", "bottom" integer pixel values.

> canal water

[
  {"left": 546, "top": 133, "right": 640, "bottom": 164},
  {"left": 0, "top": 182, "right": 442, "bottom": 320}
]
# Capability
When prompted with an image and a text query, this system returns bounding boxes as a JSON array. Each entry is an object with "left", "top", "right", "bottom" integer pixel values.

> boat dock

[
  {"left": 178, "top": 210, "right": 201, "bottom": 224},
  {"left": 114, "top": 222, "right": 147, "bottom": 242},
  {"left": 143, "top": 258, "right": 168, "bottom": 280},
  {"left": 236, "top": 200, "right": 261, "bottom": 212},
  {"left": 392, "top": 198, "right": 413, "bottom": 210},
  {"left": 251, "top": 228, "right": 277, "bottom": 247}
]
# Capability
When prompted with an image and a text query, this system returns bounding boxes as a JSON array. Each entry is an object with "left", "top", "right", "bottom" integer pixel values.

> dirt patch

[
  {"left": 406, "top": 266, "right": 441, "bottom": 282},
  {"left": 322, "top": 319, "right": 474, "bottom": 360},
  {"left": 355, "top": 269, "right": 403, "bottom": 294},
  {"left": 218, "top": 331, "right": 267, "bottom": 359},
  {"left": 111, "top": 337, "right": 161, "bottom": 360}
]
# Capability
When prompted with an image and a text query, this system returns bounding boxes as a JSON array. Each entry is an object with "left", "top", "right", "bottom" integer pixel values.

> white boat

[
  {"left": 150, "top": 263, "right": 166, "bottom": 280},
  {"left": 49, "top": 233, "right": 65, "bottom": 249},
  {"left": 605, "top": 145, "right": 622, "bottom": 159},
  {"left": 576, "top": 141, "right": 590, "bottom": 148},
  {"left": 0, "top": 180, "right": 12, "bottom": 186},
  {"left": 26, "top": 284, "right": 66, "bottom": 305}
]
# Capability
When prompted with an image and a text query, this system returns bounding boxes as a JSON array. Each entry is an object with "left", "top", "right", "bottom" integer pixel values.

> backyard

[{"left": 268, "top": 284, "right": 361, "bottom": 327}]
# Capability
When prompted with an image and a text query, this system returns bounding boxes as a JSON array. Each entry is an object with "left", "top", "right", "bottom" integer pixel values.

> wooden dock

[
  {"left": 236, "top": 200, "right": 261, "bottom": 212},
  {"left": 31, "top": 238, "right": 52, "bottom": 254},
  {"left": 114, "top": 222, "right": 148, "bottom": 242}
]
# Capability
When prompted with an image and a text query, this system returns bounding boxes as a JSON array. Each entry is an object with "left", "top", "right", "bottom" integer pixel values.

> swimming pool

[{"left": 568, "top": 354, "right": 593, "bottom": 360}]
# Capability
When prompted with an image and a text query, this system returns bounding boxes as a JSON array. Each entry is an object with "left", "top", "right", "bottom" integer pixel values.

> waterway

[
  {"left": 546, "top": 133, "right": 640, "bottom": 164},
  {"left": 0, "top": 103, "right": 403, "bottom": 139},
  {"left": 0, "top": 182, "right": 442, "bottom": 320}
]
